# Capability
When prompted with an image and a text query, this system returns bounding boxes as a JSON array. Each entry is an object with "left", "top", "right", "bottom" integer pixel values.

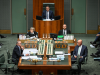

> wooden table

[{"left": 18, "top": 38, "right": 77, "bottom": 75}]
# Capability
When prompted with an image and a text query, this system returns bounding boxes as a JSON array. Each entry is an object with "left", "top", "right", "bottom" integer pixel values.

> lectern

[{"left": 33, "top": 0, "right": 64, "bottom": 38}]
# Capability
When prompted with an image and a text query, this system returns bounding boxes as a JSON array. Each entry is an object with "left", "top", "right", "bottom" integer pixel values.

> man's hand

[
  {"left": 74, "top": 55, "right": 77, "bottom": 58},
  {"left": 80, "top": 56, "right": 83, "bottom": 58},
  {"left": 25, "top": 54, "right": 29, "bottom": 56},
  {"left": 96, "top": 34, "right": 100, "bottom": 36},
  {"left": 21, "top": 46, "right": 24, "bottom": 50}
]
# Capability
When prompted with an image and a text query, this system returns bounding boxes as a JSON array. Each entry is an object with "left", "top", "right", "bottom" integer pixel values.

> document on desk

[
  {"left": 23, "top": 48, "right": 38, "bottom": 55},
  {"left": 57, "top": 55, "right": 65, "bottom": 60},
  {"left": 21, "top": 56, "right": 42, "bottom": 60},
  {"left": 55, "top": 51, "right": 64, "bottom": 54},
  {"left": 64, "top": 53, "right": 71, "bottom": 55}
]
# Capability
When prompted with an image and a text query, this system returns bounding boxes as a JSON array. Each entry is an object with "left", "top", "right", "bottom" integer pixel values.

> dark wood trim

[
  {"left": 0, "top": 30, "right": 11, "bottom": 34},
  {"left": 87, "top": 25, "right": 100, "bottom": 34}
]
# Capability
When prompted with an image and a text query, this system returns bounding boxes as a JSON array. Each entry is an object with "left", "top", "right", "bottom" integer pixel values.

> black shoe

[
  {"left": 93, "top": 44, "right": 98, "bottom": 48},
  {"left": 1, "top": 36, "right": 6, "bottom": 38},
  {"left": 90, "top": 41, "right": 93, "bottom": 44},
  {"left": 0, "top": 43, "right": 3, "bottom": 46},
  {"left": 90, "top": 53, "right": 94, "bottom": 56},
  {"left": 92, "top": 54, "right": 98, "bottom": 57},
  {"left": 97, "top": 48, "right": 99, "bottom": 50}
]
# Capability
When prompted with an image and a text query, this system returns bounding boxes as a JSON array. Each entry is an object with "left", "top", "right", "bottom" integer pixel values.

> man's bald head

[
  {"left": 63, "top": 24, "right": 67, "bottom": 30},
  {"left": 77, "top": 39, "right": 82, "bottom": 46}
]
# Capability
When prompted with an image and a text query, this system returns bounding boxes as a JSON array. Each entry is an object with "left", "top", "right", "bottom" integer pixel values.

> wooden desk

[
  {"left": 18, "top": 39, "right": 77, "bottom": 75},
  {"left": 33, "top": 19, "right": 64, "bottom": 38}
]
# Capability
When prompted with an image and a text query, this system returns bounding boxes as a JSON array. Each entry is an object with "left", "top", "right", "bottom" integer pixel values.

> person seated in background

[
  {"left": 58, "top": 24, "right": 71, "bottom": 35},
  {"left": 12, "top": 41, "right": 29, "bottom": 73},
  {"left": 90, "top": 48, "right": 100, "bottom": 57},
  {"left": 27, "top": 27, "right": 38, "bottom": 38},
  {"left": 90, "top": 32, "right": 100, "bottom": 48},
  {"left": 42, "top": 5, "right": 54, "bottom": 20},
  {"left": 0, "top": 34, "right": 6, "bottom": 46},
  {"left": 72, "top": 39, "right": 88, "bottom": 72}
]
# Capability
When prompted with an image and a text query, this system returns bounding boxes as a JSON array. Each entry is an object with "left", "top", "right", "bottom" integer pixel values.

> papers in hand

[
  {"left": 90, "top": 44, "right": 95, "bottom": 48},
  {"left": 55, "top": 51, "right": 64, "bottom": 54}
]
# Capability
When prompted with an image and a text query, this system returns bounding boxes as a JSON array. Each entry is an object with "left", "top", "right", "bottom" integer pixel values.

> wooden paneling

[
  {"left": 33, "top": 0, "right": 64, "bottom": 19},
  {"left": 33, "top": 19, "right": 64, "bottom": 38},
  {"left": 87, "top": 30, "right": 98, "bottom": 34},
  {"left": 39, "top": 21, "right": 45, "bottom": 38},
  {"left": 51, "top": 21, "right": 57, "bottom": 33},
  {"left": 45, "top": 21, "right": 51, "bottom": 34},
  {"left": 0, "top": 30, "right": 11, "bottom": 34}
]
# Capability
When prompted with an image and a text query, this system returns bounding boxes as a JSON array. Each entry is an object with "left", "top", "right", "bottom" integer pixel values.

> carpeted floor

[{"left": 0, "top": 34, "right": 99, "bottom": 75}]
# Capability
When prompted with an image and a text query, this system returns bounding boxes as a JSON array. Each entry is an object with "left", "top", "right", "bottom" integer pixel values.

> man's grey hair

[{"left": 16, "top": 41, "right": 21, "bottom": 44}]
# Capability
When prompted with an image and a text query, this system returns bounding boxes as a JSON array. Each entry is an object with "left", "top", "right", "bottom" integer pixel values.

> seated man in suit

[
  {"left": 58, "top": 24, "right": 71, "bottom": 35},
  {"left": 42, "top": 5, "right": 54, "bottom": 20},
  {"left": 27, "top": 27, "right": 38, "bottom": 38},
  {"left": 72, "top": 39, "right": 88, "bottom": 72},
  {"left": 90, "top": 32, "right": 100, "bottom": 48},
  {"left": 12, "top": 41, "right": 29, "bottom": 64}
]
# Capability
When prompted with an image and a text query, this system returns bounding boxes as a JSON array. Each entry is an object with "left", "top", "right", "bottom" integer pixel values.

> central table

[{"left": 18, "top": 38, "right": 77, "bottom": 75}]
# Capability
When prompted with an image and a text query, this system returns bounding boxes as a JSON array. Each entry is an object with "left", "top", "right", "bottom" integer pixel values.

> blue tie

[{"left": 47, "top": 11, "right": 48, "bottom": 19}]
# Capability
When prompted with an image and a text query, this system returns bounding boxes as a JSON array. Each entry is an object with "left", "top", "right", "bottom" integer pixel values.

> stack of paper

[
  {"left": 55, "top": 51, "right": 64, "bottom": 54},
  {"left": 57, "top": 55, "right": 65, "bottom": 60},
  {"left": 23, "top": 48, "right": 38, "bottom": 55}
]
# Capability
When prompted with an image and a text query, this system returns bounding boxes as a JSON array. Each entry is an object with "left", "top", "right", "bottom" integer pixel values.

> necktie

[
  {"left": 18, "top": 46, "right": 21, "bottom": 54},
  {"left": 64, "top": 30, "right": 65, "bottom": 35},
  {"left": 47, "top": 12, "right": 48, "bottom": 19},
  {"left": 78, "top": 47, "right": 81, "bottom": 56}
]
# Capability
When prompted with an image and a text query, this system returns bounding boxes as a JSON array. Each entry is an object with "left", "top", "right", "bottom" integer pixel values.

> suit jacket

[
  {"left": 58, "top": 29, "right": 71, "bottom": 35},
  {"left": 27, "top": 31, "right": 37, "bottom": 37},
  {"left": 73, "top": 45, "right": 88, "bottom": 58},
  {"left": 12, "top": 45, "right": 24, "bottom": 62},
  {"left": 42, "top": 10, "right": 54, "bottom": 19}
]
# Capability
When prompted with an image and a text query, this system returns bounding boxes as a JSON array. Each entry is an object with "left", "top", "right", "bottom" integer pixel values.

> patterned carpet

[{"left": 0, "top": 34, "right": 99, "bottom": 75}]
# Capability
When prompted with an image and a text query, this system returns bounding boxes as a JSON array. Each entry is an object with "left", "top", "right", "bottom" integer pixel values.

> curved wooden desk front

[{"left": 33, "top": 19, "right": 64, "bottom": 38}]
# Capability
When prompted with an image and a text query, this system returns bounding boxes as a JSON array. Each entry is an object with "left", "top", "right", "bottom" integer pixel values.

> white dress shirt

[
  {"left": 78, "top": 45, "right": 82, "bottom": 56},
  {"left": 30, "top": 32, "right": 34, "bottom": 34},
  {"left": 63, "top": 29, "right": 67, "bottom": 35}
]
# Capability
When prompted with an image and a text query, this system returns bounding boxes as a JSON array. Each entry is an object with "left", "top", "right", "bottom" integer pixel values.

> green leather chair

[
  {"left": 70, "top": 56, "right": 80, "bottom": 75},
  {"left": 0, "top": 54, "right": 15, "bottom": 75},
  {"left": 7, "top": 50, "right": 17, "bottom": 64}
]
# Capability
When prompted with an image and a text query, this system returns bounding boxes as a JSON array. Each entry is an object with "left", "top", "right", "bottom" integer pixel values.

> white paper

[
  {"left": 55, "top": 51, "right": 64, "bottom": 54},
  {"left": 64, "top": 53, "right": 71, "bottom": 55},
  {"left": 57, "top": 55, "right": 65, "bottom": 58},
  {"left": 23, "top": 48, "right": 38, "bottom": 55},
  {"left": 49, "top": 58, "right": 58, "bottom": 60},
  {"left": 21, "top": 56, "right": 42, "bottom": 60}
]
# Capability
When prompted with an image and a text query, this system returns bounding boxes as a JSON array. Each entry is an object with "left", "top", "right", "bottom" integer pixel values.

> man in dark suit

[
  {"left": 42, "top": 5, "right": 54, "bottom": 20},
  {"left": 58, "top": 24, "right": 71, "bottom": 35},
  {"left": 72, "top": 40, "right": 88, "bottom": 72},
  {"left": 12, "top": 41, "right": 29, "bottom": 64}
]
